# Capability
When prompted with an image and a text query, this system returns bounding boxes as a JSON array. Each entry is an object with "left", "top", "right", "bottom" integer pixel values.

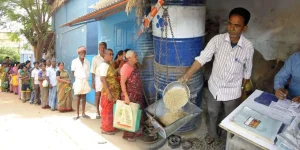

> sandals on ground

[
  {"left": 101, "top": 131, "right": 115, "bottom": 135},
  {"left": 123, "top": 137, "right": 136, "bottom": 142},
  {"left": 205, "top": 135, "right": 215, "bottom": 144},
  {"left": 82, "top": 114, "right": 90, "bottom": 119},
  {"left": 73, "top": 116, "right": 80, "bottom": 120}
]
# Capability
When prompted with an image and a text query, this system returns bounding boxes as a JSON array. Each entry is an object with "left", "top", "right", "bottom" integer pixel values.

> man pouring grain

[{"left": 179, "top": 7, "right": 254, "bottom": 144}]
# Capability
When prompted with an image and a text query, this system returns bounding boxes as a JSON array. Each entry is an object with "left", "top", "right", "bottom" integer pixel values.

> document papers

[
  {"left": 230, "top": 107, "right": 283, "bottom": 144},
  {"left": 270, "top": 99, "right": 300, "bottom": 116}
]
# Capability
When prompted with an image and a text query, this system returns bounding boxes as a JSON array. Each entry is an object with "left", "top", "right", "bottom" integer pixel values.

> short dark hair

[
  {"left": 22, "top": 65, "right": 27, "bottom": 69},
  {"left": 114, "top": 50, "right": 124, "bottom": 60},
  {"left": 229, "top": 7, "right": 251, "bottom": 25},
  {"left": 5, "top": 56, "right": 9, "bottom": 59},
  {"left": 57, "top": 62, "right": 64, "bottom": 66},
  {"left": 99, "top": 42, "right": 107, "bottom": 49},
  {"left": 40, "top": 63, "right": 46, "bottom": 67},
  {"left": 104, "top": 48, "right": 113, "bottom": 54},
  {"left": 25, "top": 60, "right": 31, "bottom": 65},
  {"left": 33, "top": 61, "right": 39, "bottom": 65}
]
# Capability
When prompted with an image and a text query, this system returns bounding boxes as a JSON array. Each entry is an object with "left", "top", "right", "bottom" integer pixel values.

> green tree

[
  {"left": 0, "top": 47, "right": 20, "bottom": 63},
  {"left": 0, "top": 0, "right": 51, "bottom": 61}
]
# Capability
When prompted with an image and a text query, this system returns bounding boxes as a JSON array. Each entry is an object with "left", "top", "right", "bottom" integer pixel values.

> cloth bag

[{"left": 113, "top": 100, "right": 142, "bottom": 132}]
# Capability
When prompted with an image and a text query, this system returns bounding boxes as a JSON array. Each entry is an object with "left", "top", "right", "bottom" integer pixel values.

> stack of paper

[
  {"left": 270, "top": 99, "right": 300, "bottom": 116},
  {"left": 231, "top": 107, "right": 283, "bottom": 144}
]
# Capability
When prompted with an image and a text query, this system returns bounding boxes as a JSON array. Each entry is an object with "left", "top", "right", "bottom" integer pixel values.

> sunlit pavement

[{"left": 0, "top": 92, "right": 145, "bottom": 150}]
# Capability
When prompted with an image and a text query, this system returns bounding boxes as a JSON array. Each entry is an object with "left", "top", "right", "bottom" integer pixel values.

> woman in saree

[
  {"left": 120, "top": 50, "right": 146, "bottom": 142},
  {"left": 18, "top": 63, "right": 25, "bottom": 99},
  {"left": 20, "top": 66, "right": 31, "bottom": 102},
  {"left": 0, "top": 63, "right": 9, "bottom": 92},
  {"left": 10, "top": 62, "right": 20, "bottom": 95},
  {"left": 118, "top": 49, "right": 130, "bottom": 69},
  {"left": 56, "top": 62, "right": 73, "bottom": 112},
  {"left": 100, "top": 49, "right": 121, "bottom": 135},
  {"left": 112, "top": 50, "right": 124, "bottom": 69},
  {"left": 38, "top": 63, "right": 50, "bottom": 109}
]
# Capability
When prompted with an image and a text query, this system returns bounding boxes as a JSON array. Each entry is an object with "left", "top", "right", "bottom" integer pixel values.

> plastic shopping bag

[
  {"left": 113, "top": 100, "right": 142, "bottom": 132},
  {"left": 276, "top": 115, "right": 300, "bottom": 150}
]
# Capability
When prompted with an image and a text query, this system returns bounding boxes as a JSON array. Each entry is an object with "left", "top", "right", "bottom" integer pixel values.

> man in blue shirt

[{"left": 274, "top": 52, "right": 300, "bottom": 102}]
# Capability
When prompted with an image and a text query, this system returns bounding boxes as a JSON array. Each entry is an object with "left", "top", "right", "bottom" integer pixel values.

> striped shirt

[{"left": 195, "top": 33, "right": 254, "bottom": 101}]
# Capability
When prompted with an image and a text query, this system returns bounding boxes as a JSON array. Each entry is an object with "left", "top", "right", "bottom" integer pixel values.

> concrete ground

[
  {"left": 0, "top": 88, "right": 225, "bottom": 150},
  {"left": 0, "top": 92, "right": 147, "bottom": 150}
]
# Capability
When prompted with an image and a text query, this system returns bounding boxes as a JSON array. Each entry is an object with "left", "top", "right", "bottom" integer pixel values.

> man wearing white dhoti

[{"left": 71, "top": 46, "right": 91, "bottom": 120}]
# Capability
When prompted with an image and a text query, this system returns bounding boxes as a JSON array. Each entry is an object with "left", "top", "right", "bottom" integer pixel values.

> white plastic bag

[
  {"left": 276, "top": 115, "right": 300, "bottom": 150},
  {"left": 42, "top": 80, "right": 48, "bottom": 87}
]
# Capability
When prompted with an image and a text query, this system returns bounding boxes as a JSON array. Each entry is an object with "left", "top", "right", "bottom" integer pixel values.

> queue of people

[
  {"left": 0, "top": 44, "right": 146, "bottom": 142},
  {"left": 1, "top": 7, "right": 299, "bottom": 145}
]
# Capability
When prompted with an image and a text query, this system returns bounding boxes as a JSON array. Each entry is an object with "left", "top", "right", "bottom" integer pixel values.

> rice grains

[
  {"left": 163, "top": 88, "right": 188, "bottom": 111},
  {"left": 159, "top": 88, "right": 189, "bottom": 126},
  {"left": 159, "top": 110, "right": 187, "bottom": 126}
]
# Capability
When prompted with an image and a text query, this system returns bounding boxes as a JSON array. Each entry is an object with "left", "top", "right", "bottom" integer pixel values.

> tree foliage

[
  {"left": 0, "top": 0, "right": 52, "bottom": 61},
  {"left": 0, "top": 47, "right": 20, "bottom": 63}
]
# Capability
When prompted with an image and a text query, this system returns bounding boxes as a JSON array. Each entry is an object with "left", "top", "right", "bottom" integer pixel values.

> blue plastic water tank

[
  {"left": 152, "top": 5, "right": 206, "bottom": 66},
  {"left": 141, "top": 55, "right": 156, "bottom": 105},
  {"left": 152, "top": 2, "right": 206, "bottom": 132}
]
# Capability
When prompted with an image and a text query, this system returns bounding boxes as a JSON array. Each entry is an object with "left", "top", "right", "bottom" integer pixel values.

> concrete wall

[
  {"left": 53, "top": 0, "right": 98, "bottom": 71},
  {"left": 206, "top": 0, "right": 300, "bottom": 61},
  {"left": 97, "top": 10, "right": 136, "bottom": 55}
]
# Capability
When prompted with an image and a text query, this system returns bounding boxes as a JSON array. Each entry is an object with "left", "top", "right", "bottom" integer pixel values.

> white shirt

[
  {"left": 99, "top": 62, "right": 109, "bottom": 77},
  {"left": 71, "top": 57, "right": 90, "bottom": 79},
  {"left": 99, "top": 62, "right": 110, "bottom": 90},
  {"left": 46, "top": 67, "right": 58, "bottom": 86},
  {"left": 90, "top": 54, "right": 104, "bottom": 76},
  {"left": 31, "top": 68, "right": 41, "bottom": 85},
  {"left": 195, "top": 33, "right": 254, "bottom": 101}
]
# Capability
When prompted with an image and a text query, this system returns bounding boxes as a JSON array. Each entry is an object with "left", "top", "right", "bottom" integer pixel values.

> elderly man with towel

[{"left": 71, "top": 46, "right": 91, "bottom": 120}]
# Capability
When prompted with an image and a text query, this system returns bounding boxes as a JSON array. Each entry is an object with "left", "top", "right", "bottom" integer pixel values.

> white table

[{"left": 219, "top": 90, "right": 280, "bottom": 150}]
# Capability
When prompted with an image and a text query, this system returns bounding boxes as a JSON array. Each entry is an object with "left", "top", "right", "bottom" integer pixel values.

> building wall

[
  {"left": 86, "top": 0, "right": 99, "bottom": 55},
  {"left": 206, "top": 0, "right": 300, "bottom": 61},
  {"left": 53, "top": 0, "right": 98, "bottom": 72},
  {"left": 97, "top": 9, "right": 136, "bottom": 55}
]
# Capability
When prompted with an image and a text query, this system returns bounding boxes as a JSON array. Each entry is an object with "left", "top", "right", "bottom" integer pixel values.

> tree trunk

[{"left": 33, "top": 41, "right": 44, "bottom": 61}]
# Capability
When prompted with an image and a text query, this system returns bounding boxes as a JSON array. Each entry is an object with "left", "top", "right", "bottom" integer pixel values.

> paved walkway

[{"left": 0, "top": 92, "right": 146, "bottom": 150}]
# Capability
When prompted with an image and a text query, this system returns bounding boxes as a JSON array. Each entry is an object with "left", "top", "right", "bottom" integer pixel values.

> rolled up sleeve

[
  {"left": 274, "top": 55, "right": 293, "bottom": 90},
  {"left": 195, "top": 35, "right": 217, "bottom": 66},
  {"left": 243, "top": 45, "right": 254, "bottom": 79}
]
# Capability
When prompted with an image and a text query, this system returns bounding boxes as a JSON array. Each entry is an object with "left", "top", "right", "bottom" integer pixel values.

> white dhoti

[
  {"left": 73, "top": 78, "right": 91, "bottom": 95},
  {"left": 95, "top": 75, "right": 103, "bottom": 92}
]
